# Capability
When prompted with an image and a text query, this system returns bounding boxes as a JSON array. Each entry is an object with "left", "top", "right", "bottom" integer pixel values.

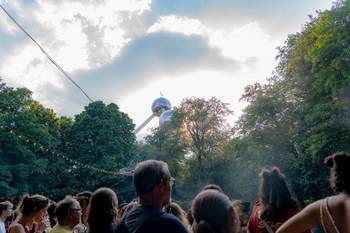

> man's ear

[
  {"left": 157, "top": 180, "right": 167, "bottom": 193},
  {"left": 67, "top": 210, "right": 73, "bottom": 220}
]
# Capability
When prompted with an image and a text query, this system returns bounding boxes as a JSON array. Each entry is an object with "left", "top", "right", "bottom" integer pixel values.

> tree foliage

[{"left": 0, "top": 80, "right": 136, "bottom": 201}]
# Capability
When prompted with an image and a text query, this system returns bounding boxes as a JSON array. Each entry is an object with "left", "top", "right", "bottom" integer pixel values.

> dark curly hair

[
  {"left": 258, "top": 167, "right": 298, "bottom": 221},
  {"left": 325, "top": 151, "right": 350, "bottom": 194}
]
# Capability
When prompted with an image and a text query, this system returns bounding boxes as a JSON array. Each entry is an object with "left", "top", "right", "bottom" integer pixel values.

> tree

[
  {"left": 175, "top": 97, "right": 233, "bottom": 186},
  {"left": 0, "top": 80, "right": 62, "bottom": 199},
  {"left": 268, "top": 0, "right": 350, "bottom": 200},
  {"left": 229, "top": 0, "right": 350, "bottom": 202},
  {"left": 65, "top": 101, "right": 136, "bottom": 201}
]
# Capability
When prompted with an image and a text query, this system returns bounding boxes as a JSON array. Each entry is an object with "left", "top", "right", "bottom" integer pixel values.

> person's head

[
  {"left": 232, "top": 200, "right": 250, "bottom": 226},
  {"left": 118, "top": 199, "right": 139, "bottom": 219},
  {"left": 16, "top": 194, "right": 49, "bottom": 223},
  {"left": 55, "top": 197, "right": 81, "bottom": 229},
  {"left": 165, "top": 202, "right": 191, "bottom": 231},
  {"left": 87, "top": 187, "right": 118, "bottom": 230},
  {"left": 75, "top": 191, "right": 92, "bottom": 225},
  {"left": 203, "top": 184, "right": 224, "bottom": 193},
  {"left": 134, "top": 160, "right": 174, "bottom": 207},
  {"left": 0, "top": 201, "right": 13, "bottom": 220},
  {"left": 75, "top": 191, "right": 92, "bottom": 210},
  {"left": 47, "top": 201, "right": 57, "bottom": 227},
  {"left": 258, "top": 167, "right": 298, "bottom": 221},
  {"left": 192, "top": 190, "right": 240, "bottom": 233},
  {"left": 325, "top": 151, "right": 350, "bottom": 194}
]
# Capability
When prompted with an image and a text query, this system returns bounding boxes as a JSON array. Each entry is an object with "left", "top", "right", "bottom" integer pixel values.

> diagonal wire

[{"left": 0, "top": 4, "right": 94, "bottom": 102}]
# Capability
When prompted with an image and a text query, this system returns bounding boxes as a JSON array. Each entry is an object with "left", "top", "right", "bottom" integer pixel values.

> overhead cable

[{"left": 0, "top": 4, "right": 94, "bottom": 102}]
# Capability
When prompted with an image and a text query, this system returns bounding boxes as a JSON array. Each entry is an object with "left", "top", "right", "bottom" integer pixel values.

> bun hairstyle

[
  {"left": 193, "top": 220, "right": 216, "bottom": 233},
  {"left": 192, "top": 190, "right": 238, "bottom": 233},
  {"left": 259, "top": 167, "right": 298, "bottom": 221},
  {"left": 16, "top": 194, "right": 49, "bottom": 217},
  {"left": 324, "top": 151, "right": 350, "bottom": 194}
]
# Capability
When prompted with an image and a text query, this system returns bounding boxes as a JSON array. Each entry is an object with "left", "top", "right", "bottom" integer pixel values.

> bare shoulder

[
  {"left": 327, "top": 193, "right": 349, "bottom": 207},
  {"left": 327, "top": 194, "right": 350, "bottom": 220},
  {"left": 303, "top": 199, "right": 322, "bottom": 216},
  {"left": 276, "top": 200, "right": 322, "bottom": 233}
]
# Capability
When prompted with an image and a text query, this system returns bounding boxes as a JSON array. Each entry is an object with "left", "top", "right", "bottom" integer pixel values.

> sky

[{"left": 0, "top": 0, "right": 334, "bottom": 138}]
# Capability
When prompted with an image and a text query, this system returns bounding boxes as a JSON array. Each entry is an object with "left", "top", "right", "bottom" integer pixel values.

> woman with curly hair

[
  {"left": 277, "top": 151, "right": 350, "bottom": 233},
  {"left": 165, "top": 202, "right": 192, "bottom": 232},
  {"left": 247, "top": 167, "right": 302, "bottom": 233},
  {"left": 9, "top": 194, "right": 49, "bottom": 233}
]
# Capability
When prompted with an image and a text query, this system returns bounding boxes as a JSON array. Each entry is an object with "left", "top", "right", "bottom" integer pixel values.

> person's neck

[
  {"left": 58, "top": 220, "right": 73, "bottom": 230},
  {"left": 18, "top": 216, "right": 33, "bottom": 227}
]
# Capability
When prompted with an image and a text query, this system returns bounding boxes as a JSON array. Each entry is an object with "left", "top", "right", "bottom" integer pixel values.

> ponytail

[{"left": 193, "top": 220, "right": 216, "bottom": 233}]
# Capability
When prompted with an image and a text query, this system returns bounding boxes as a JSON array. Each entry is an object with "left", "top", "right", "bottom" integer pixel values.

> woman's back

[
  {"left": 324, "top": 194, "right": 350, "bottom": 233},
  {"left": 277, "top": 152, "right": 350, "bottom": 233}
]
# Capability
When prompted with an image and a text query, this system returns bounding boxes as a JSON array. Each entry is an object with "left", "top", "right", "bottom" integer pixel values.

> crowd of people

[{"left": 0, "top": 151, "right": 349, "bottom": 233}]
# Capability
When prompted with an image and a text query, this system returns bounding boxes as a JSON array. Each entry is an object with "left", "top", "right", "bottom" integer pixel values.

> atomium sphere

[
  {"left": 151, "top": 97, "right": 171, "bottom": 117},
  {"left": 159, "top": 110, "right": 173, "bottom": 125}
]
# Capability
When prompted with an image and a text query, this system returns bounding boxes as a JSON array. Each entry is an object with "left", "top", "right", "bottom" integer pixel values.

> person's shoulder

[
  {"left": 8, "top": 223, "right": 25, "bottom": 233},
  {"left": 155, "top": 213, "right": 188, "bottom": 232},
  {"left": 157, "top": 212, "right": 180, "bottom": 222},
  {"left": 50, "top": 225, "right": 71, "bottom": 233},
  {"left": 325, "top": 193, "right": 350, "bottom": 213}
]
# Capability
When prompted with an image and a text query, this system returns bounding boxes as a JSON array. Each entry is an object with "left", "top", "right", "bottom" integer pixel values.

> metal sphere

[
  {"left": 159, "top": 110, "right": 173, "bottom": 125},
  {"left": 151, "top": 97, "right": 171, "bottom": 117}
]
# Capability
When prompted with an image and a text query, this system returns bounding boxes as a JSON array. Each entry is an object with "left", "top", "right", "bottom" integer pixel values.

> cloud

[
  {"left": 245, "top": 56, "right": 259, "bottom": 68},
  {"left": 37, "top": 31, "right": 240, "bottom": 115},
  {"left": 147, "top": 15, "right": 205, "bottom": 36},
  {"left": 0, "top": 2, "right": 51, "bottom": 68},
  {"left": 149, "top": 0, "right": 334, "bottom": 35},
  {"left": 76, "top": 31, "right": 239, "bottom": 95},
  {"left": 0, "top": 28, "right": 26, "bottom": 70},
  {"left": 35, "top": 80, "right": 88, "bottom": 116},
  {"left": 73, "top": 14, "right": 111, "bottom": 67},
  {"left": 1, "top": 0, "right": 333, "bottom": 123}
]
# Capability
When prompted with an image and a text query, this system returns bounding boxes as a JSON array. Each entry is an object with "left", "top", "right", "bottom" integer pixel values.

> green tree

[
  {"left": 228, "top": 0, "right": 350, "bottom": 202},
  {"left": 66, "top": 101, "right": 136, "bottom": 201},
  {"left": 176, "top": 97, "right": 233, "bottom": 185},
  {"left": 0, "top": 80, "right": 62, "bottom": 199}
]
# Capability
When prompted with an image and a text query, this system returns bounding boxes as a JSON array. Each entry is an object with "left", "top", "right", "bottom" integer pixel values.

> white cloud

[
  {"left": 146, "top": 15, "right": 282, "bottom": 70},
  {"left": 0, "top": 0, "right": 153, "bottom": 96},
  {"left": 0, "top": 45, "right": 61, "bottom": 89},
  {"left": 148, "top": 15, "right": 205, "bottom": 36}
]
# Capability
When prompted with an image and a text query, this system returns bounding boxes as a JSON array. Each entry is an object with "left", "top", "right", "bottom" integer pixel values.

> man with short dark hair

[
  {"left": 0, "top": 201, "right": 13, "bottom": 233},
  {"left": 116, "top": 160, "right": 188, "bottom": 233},
  {"left": 51, "top": 197, "right": 81, "bottom": 233}
]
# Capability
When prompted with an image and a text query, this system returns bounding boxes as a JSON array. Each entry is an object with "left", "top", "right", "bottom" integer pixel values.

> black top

[
  {"left": 116, "top": 205, "right": 188, "bottom": 233},
  {"left": 89, "top": 224, "right": 116, "bottom": 233}
]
